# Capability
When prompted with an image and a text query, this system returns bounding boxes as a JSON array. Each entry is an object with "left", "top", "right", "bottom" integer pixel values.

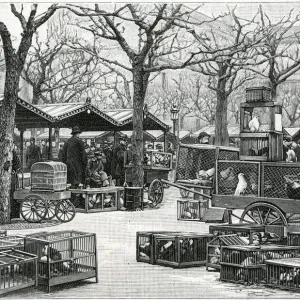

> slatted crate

[
  {"left": 24, "top": 230, "right": 98, "bottom": 293},
  {"left": 177, "top": 200, "right": 207, "bottom": 222},
  {"left": 287, "top": 231, "right": 300, "bottom": 246},
  {"left": 220, "top": 245, "right": 300, "bottom": 285},
  {"left": 207, "top": 234, "right": 247, "bottom": 271},
  {"left": 0, "top": 236, "right": 25, "bottom": 251},
  {"left": 209, "top": 224, "right": 266, "bottom": 244},
  {"left": 246, "top": 86, "right": 271, "bottom": 102},
  {"left": 216, "top": 160, "right": 261, "bottom": 197},
  {"left": 262, "top": 162, "right": 300, "bottom": 200},
  {"left": 266, "top": 257, "right": 300, "bottom": 291},
  {"left": 175, "top": 144, "right": 239, "bottom": 181},
  {"left": 136, "top": 231, "right": 183, "bottom": 264},
  {"left": 0, "top": 249, "right": 37, "bottom": 296},
  {"left": 154, "top": 232, "right": 213, "bottom": 268}
]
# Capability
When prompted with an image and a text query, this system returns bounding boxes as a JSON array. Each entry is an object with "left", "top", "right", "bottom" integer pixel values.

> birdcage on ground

[
  {"left": 0, "top": 236, "right": 25, "bottom": 251},
  {"left": 154, "top": 232, "right": 213, "bottom": 268},
  {"left": 206, "top": 234, "right": 247, "bottom": 271},
  {"left": 177, "top": 200, "right": 207, "bottom": 222},
  {"left": 220, "top": 245, "right": 300, "bottom": 285},
  {"left": 0, "top": 249, "right": 37, "bottom": 296},
  {"left": 24, "top": 230, "right": 98, "bottom": 293}
]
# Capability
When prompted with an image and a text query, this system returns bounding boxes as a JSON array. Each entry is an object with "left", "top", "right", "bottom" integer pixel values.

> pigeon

[
  {"left": 220, "top": 167, "right": 233, "bottom": 179},
  {"left": 286, "top": 149, "right": 296, "bottom": 162},
  {"left": 234, "top": 173, "right": 248, "bottom": 196},
  {"left": 248, "top": 116, "right": 260, "bottom": 132}
]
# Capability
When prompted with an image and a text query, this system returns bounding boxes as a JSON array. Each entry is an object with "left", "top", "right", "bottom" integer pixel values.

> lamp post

[{"left": 170, "top": 104, "right": 179, "bottom": 149}]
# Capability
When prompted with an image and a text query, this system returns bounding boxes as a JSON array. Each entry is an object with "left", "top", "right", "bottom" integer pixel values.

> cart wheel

[
  {"left": 37, "top": 199, "right": 56, "bottom": 220},
  {"left": 240, "top": 202, "right": 288, "bottom": 225},
  {"left": 179, "top": 189, "right": 190, "bottom": 198},
  {"left": 148, "top": 179, "right": 164, "bottom": 207},
  {"left": 20, "top": 195, "right": 46, "bottom": 223},
  {"left": 55, "top": 200, "right": 76, "bottom": 223}
]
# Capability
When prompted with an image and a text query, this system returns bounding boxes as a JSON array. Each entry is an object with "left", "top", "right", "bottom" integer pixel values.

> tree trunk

[
  {"left": 215, "top": 90, "right": 229, "bottom": 146},
  {"left": 131, "top": 64, "right": 149, "bottom": 187},
  {"left": 0, "top": 63, "right": 21, "bottom": 223}
]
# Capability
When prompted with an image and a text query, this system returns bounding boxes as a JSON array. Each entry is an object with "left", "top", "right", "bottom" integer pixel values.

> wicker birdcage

[
  {"left": 0, "top": 249, "right": 37, "bottom": 295},
  {"left": 24, "top": 230, "right": 98, "bottom": 293},
  {"left": 31, "top": 162, "right": 67, "bottom": 191},
  {"left": 220, "top": 244, "right": 300, "bottom": 285},
  {"left": 154, "top": 232, "right": 213, "bottom": 268},
  {"left": 245, "top": 86, "right": 271, "bottom": 103}
]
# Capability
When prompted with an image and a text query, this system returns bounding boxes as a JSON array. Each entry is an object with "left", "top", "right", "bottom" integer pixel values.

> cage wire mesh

[
  {"left": 217, "top": 161, "right": 260, "bottom": 196},
  {"left": 177, "top": 200, "right": 205, "bottom": 221},
  {"left": 218, "top": 149, "right": 239, "bottom": 161}
]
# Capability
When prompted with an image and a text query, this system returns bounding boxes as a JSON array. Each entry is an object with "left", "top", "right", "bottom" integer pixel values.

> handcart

[
  {"left": 124, "top": 150, "right": 172, "bottom": 208},
  {"left": 13, "top": 162, "right": 76, "bottom": 223}
]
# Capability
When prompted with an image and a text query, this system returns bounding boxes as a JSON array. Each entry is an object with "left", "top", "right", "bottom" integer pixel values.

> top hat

[{"left": 71, "top": 126, "right": 82, "bottom": 134}]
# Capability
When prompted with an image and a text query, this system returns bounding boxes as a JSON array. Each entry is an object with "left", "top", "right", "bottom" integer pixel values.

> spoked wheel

[
  {"left": 36, "top": 199, "right": 56, "bottom": 220},
  {"left": 239, "top": 202, "right": 288, "bottom": 225},
  {"left": 180, "top": 189, "right": 190, "bottom": 198},
  {"left": 20, "top": 195, "right": 46, "bottom": 223},
  {"left": 55, "top": 200, "right": 76, "bottom": 223},
  {"left": 148, "top": 179, "right": 164, "bottom": 207}
]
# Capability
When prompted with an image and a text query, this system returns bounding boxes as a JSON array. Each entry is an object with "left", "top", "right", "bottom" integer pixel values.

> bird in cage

[
  {"left": 234, "top": 173, "right": 247, "bottom": 196},
  {"left": 220, "top": 167, "right": 234, "bottom": 180},
  {"left": 248, "top": 116, "right": 260, "bottom": 132},
  {"left": 286, "top": 149, "right": 296, "bottom": 162}
]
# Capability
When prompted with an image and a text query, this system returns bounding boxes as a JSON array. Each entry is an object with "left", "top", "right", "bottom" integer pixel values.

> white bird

[
  {"left": 234, "top": 173, "right": 248, "bottom": 196},
  {"left": 248, "top": 116, "right": 260, "bottom": 132},
  {"left": 286, "top": 149, "right": 296, "bottom": 162}
]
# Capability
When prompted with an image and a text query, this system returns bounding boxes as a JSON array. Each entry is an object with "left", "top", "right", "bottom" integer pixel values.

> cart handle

[{"left": 160, "top": 179, "right": 211, "bottom": 200}]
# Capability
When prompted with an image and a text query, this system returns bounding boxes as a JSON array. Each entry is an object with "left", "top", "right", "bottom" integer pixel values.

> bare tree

[
  {"left": 61, "top": 4, "right": 235, "bottom": 186},
  {"left": 0, "top": 4, "right": 57, "bottom": 223}
]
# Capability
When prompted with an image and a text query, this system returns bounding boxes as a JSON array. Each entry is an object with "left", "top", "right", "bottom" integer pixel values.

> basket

[{"left": 246, "top": 86, "right": 271, "bottom": 102}]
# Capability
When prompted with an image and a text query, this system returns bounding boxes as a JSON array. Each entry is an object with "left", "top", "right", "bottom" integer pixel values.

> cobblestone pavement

[{"left": 6, "top": 187, "right": 300, "bottom": 299}]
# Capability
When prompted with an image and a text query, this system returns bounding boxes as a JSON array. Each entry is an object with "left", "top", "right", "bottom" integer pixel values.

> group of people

[
  {"left": 61, "top": 126, "right": 128, "bottom": 189},
  {"left": 283, "top": 135, "right": 300, "bottom": 162}
]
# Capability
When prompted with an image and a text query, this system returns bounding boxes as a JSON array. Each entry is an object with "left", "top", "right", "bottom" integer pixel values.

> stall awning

[{"left": 283, "top": 127, "right": 300, "bottom": 138}]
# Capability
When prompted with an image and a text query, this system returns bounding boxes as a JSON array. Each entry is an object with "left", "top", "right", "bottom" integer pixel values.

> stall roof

[{"left": 283, "top": 127, "right": 300, "bottom": 138}]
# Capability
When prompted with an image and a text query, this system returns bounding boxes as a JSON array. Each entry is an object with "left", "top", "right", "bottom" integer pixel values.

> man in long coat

[
  {"left": 26, "top": 137, "right": 41, "bottom": 171},
  {"left": 62, "top": 126, "right": 87, "bottom": 188}
]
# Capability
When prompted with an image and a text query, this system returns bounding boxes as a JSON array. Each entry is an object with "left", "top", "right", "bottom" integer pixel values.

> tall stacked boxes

[
  {"left": 220, "top": 245, "right": 300, "bottom": 285},
  {"left": 0, "top": 249, "right": 37, "bottom": 295},
  {"left": 24, "top": 231, "right": 98, "bottom": 292}
]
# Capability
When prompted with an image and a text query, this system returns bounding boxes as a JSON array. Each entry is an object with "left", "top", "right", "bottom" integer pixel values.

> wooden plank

[
  {"left": 240, "top": 101, "right": 276, "bottom": 108},
  {"left": 212, "top": 194, "right": 300, "bottom": 213},
  {"left": 240, "top": 133, "right": 270, "bottom": 138},
  {"left": 239, "top": 155, "right": 268, "bottom": 161},
  {"left": 240, "top": 108, "right": 245, "bottom": 132}
]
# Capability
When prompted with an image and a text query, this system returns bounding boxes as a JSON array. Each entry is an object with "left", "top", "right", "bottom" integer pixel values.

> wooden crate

[
  {"left": 246, "top": 86, "right": 271, "bottom": 102},
  {"left": 0, "top": 236, "right": 25, "bottom": 251},
  {"left": 154, "top": 232, "right": 213, "bottom": 268},
  {"left": 207, "top": 234, "right": 247, "bottom": 271},
  {"left": 209, "top": 224, "right": 265, "bottom": 244},
  {"left": 0, "top": 249, "right": 37, "bottom": 296},
  {"left": 266, "top": 257, "right": 300, "bottom": 291},
  {"left": 220, "top": 245, "right": 300, "bottom": 285},
  {"left": 70, "top": 187, "right": 124, "bottom": 213},
  {"left": 177, "top": 200, "right": 208, "bottom": 222},
  {"left": 24, "top": 230, "right": 98, "bottom": 293}
]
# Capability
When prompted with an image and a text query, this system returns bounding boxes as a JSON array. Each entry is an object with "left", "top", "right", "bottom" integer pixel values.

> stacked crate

[
  {"left": 0, "top": 249, "right": 37, "bottom": 296},
  {"left": 207, "top": 234, "right": 247, "bottom": 271},
  {"left": 220, "top": 245, "right": 300, "bottom": 285},
  {"left": 266, "top": 257, "right": 300, "bottom": 291},
  {"left": 0, "top": 235, "right": 25, "bottom": 251},
  {"left": 24, "top": 230, "right": 98, "bottom": 293},
  {"left": 154, "top": 232, "right": 213, "bottom": 268}
]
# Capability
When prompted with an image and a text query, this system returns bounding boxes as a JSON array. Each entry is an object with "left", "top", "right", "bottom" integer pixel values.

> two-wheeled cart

[
  {"left": 13, "top": 162, "right": 76, "bottom": 223},
  {"left": 124, "top": 150, "right": 172, "bottom": 208}
]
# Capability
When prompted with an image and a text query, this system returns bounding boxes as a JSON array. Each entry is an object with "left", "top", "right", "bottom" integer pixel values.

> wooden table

[{"left": 70, "top": 187, "right": 124, "bottom": 213}]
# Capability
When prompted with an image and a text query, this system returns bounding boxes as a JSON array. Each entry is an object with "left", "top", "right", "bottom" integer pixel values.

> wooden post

[
  {"left": 163, "top": 130, "right": 167, "bottom": 152},
  {"left": 20, "top": 129, "right": 24, "bottom": 169},
  {"left": 48, "top": 127, "right": 52, "bottom": 160}
]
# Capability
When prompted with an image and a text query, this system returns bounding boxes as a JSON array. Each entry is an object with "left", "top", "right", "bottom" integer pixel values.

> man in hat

[
  {"left": 197, "top": 132, "right": 211, "bottom": 144},
  {"left": 103, "top": 140, "right": 113, "bottom": 176},
  {"left": 40, "top": 140, "right": 49, "bottom": 161},
  {"left": 26, "top": 137, "right": 41, "bottom": 171},
  {"left": 62, "top": 126, "right": 87, "bottom": 188},
  {"left": 86, "top": 151, "right": 110, "bottom": 188},
  {"left": 111, "top": 134, "right": 127, "bottom": 186},
  {"left": 283, "top": 135, "right": 293, "bottom": 161}
]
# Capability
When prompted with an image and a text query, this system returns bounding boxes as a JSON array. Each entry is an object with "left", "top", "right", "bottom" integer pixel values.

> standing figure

[
  {"left": 111, "top": 134, "right": 127, "bottom": 186},
  {"left": 103, "top": 141, "right": 113, "bottom": 175},
  {"left": 40, "top": 140, "right": 49, "bottom": 161},
  {"left": 26, "top": 137, "right": 41, "bottom": 171},
  {"left": 62, "top": 126, "right": 87, "bottom": 189},
  {"left": 283, "top": 136, "right": 293, "bottom": 162},
  {"left": 197, "top": 132, "right": 211, "bottom": 144},
  {"left": 57, "top": 144, "right": 64, "bottom": 162}
]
